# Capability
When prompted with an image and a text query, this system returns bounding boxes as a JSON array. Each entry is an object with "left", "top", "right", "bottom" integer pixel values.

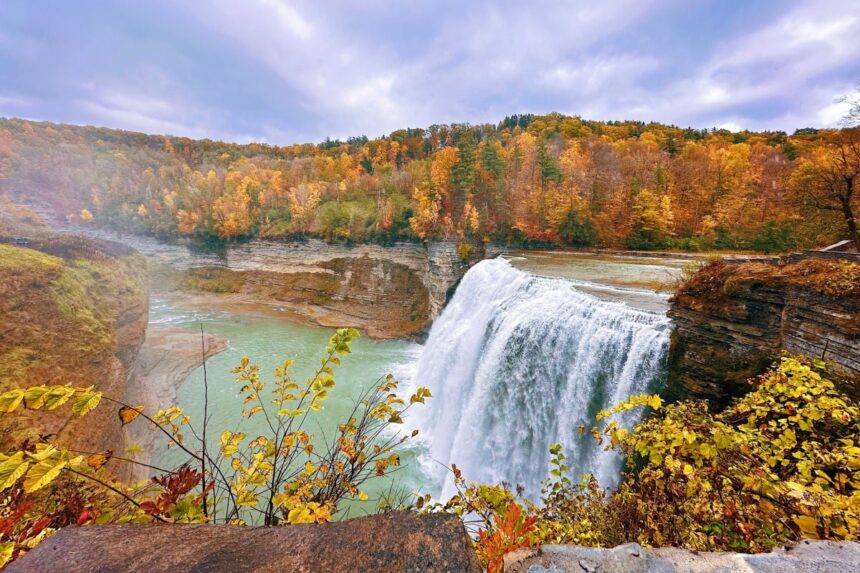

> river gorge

[
  {"left": 70, "top": 230, "right": 686, "bottom": 507},
  {"left": 16, "top": 221, "right": 860, "bottom": 510},
  {"left": 3, "top": 212, "right": 859, "bottom": 569}
]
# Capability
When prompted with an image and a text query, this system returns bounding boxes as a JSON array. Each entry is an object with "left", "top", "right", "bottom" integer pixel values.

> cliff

[
  {"left": 0, "top": 231, "right": 149, "bottom": 458},
  {"left": 667, "top": 254, "right": 860, "bottom": 406},
  {"left": 151, "top": 238, "right": 498, "bottom": 339}
]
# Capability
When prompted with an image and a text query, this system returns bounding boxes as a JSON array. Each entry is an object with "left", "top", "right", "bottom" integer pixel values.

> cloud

[
  {"left": 640, "top": 0, "right": 860, "bottom": 129},
  {"left": 75, "top": 89, "right": 205, "bottom": 137},
  {"left": 0, "top": 0, "right": 858, "bottom": 141}
]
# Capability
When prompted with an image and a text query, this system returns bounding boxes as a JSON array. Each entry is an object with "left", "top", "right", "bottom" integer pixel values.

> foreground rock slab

[
  {"left": 506, "top": 540, "right": 860, "bottom": 573},
  {"left": 8, "top": 512, "right": 480, "bottom": 573}
]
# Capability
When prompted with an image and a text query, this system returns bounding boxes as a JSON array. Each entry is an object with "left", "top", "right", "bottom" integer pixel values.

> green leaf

[{"left": 43, "top": 386, "right": 76, "bottom": 410}]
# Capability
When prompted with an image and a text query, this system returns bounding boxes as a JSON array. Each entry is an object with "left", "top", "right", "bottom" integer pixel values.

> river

[{"left": 131, "top": 239, "right": 684, "bottom": 510}]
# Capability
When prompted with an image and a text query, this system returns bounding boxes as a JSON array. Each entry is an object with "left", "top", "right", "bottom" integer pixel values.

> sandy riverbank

[
  {"left": 154, "top": 288, "right": 415, "bottom": 339},
  {"left": 124, "top": 326, "right": 228, "bottom": 480}
]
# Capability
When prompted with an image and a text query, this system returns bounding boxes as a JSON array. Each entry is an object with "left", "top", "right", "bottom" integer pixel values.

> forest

[{"left": 0, "top": 114, "right": 857, "bottom": 253}]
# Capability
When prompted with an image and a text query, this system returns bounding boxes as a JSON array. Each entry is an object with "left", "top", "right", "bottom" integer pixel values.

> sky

[{"left": 1, "top": 0, "right": 858, "bottom": 144}]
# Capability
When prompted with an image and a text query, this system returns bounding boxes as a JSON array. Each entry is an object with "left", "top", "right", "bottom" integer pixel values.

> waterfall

[{"left": 415, "top": 258, "right": 670, "bottom": 499}]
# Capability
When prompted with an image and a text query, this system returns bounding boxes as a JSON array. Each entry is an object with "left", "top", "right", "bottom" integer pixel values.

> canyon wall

[
  {"left": 0, "top": 231, "right": 149, "bottom": 457},
  {"left": 667, "top": 254, "right": 860, "bottom": 407},
  {"left": 145, "top": 237, "right": 503, "bottom": 338}
]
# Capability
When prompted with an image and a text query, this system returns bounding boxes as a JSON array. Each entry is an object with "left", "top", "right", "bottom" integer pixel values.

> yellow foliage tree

[{"left": 288, "top": 183, "right": 322, "bottom": 235}]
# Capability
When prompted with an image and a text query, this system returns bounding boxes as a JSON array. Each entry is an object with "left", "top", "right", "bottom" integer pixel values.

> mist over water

[{"left": 414, "top": 258, "right": 671, "bottom": 499}]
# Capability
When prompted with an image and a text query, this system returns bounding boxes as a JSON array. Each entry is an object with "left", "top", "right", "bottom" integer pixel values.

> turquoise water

[
  {"left": 145, "top": 252, "right": 684, "bottom": 519},
  {"left": 149, "top": 299, "right": 428, "bottom": 519}
]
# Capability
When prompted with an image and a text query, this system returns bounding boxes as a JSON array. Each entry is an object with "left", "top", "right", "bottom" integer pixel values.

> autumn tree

[
  {"left": 627, "top": 190, "right": 674, "bottom": 249},
  {"left": 0, "top": 128, "right": 15, "bottom": 186},
  {"left": 0, "top": 115, "right": 851, "bottom": 251},
  {"left": 288, "top": 182, "right": 322, "bottom": 235},
  {"left": 791, "top": 128, "right": 860, "bottom": 250},
  {"left": 213, "top": 173, "right": 256, "bottom": 239},
  {"left": 427, "top": 147, "right": 459, "bottom": 236},
  {"left": 409, "top": 186, "right": 442, "bottom": 240}
]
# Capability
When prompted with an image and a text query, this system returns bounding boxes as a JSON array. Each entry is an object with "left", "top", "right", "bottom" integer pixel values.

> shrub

[
  {"left": 180, "top": 267, "right": 246, "bottom": 293},
  {"left": 556, "top": 211, "right": 597, "bottom": 247},
  {"left": 436, "top": 357, "right": 859, "bottom": 567},
  {"left": 0, "top": 329, "right": 430, "bottom": 565},
  {"left": 750, "top": 220, "right": 797, "bottom": 254},
  {"left": 457, "top": 242, "right": 473, "bottom": 263}
]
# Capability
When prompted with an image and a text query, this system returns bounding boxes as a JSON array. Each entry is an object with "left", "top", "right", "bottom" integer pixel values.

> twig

[
  {"left": 200, "top": 323, "right": 209, "bottom": 518},
  {"left": 65, "top": 467, "right": 169, "bottom": 524}
]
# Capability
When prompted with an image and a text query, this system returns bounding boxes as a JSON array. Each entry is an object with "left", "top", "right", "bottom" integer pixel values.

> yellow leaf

[
  {"left": 794, "top": 515, "right": 819, "bottom": 538},
  {"left": 0, "top": 389, "right": 25, "bottom": 413},
  {"left": 0, "top": 452, "right": 29, "bottom": 491},
  {"left": 86, "top": 451, "right": 113, "bottom": 470},
  {"left": 0, "top": 542, "right": 13, "bottom": 569},
  {"left": 23, "top": 386, "right": 51, "bottom": 409},
  {"left": 43, "top": 386, "right": 76, "bottom": 410},
  {"left": 304, "top": 461, "right": 315, "bottom": 476},
  {"left": 24, "top": 455, "right": 66, "bottom": 492},
  {"left": 72, "top": 391, "right": 102, "bottom": 416},
  {"left": 358, "top": 491, "right": 368, "bottom": 501},
  {"left": 28, "top": 444, "right": 58, "bottom": 461},
  {"left": 118, "top": 405, "right": 144, "bottom": 426},
  {"left": 288, "top": 506, "right": 314, "bottom": 524}
]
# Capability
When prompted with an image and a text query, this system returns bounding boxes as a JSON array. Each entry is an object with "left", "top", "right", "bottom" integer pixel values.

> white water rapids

[{"left": 415, "top": 258, "right": 671, "bottom": 499}]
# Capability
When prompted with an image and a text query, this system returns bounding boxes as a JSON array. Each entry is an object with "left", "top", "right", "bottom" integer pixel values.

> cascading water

[{"left": 415, "top": 258, "right": 671, "bottom": 499}]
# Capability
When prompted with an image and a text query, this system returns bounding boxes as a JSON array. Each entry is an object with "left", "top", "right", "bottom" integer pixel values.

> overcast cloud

[{"left": 1, "top": 0, "right": 858, "bottom": 143}]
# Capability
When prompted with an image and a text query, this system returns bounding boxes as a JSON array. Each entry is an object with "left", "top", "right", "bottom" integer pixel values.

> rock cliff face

[
  {"left": 667, "top": 255, "right": 860, "bottom": 406},
  {"left": 0, "top": 232, "right": 149, "bottom": 457},
  {"left": 151, "top": 238, "right": 499, "bottom": 338}
]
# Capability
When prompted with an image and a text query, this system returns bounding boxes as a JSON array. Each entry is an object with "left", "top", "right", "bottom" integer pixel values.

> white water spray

[{"left": 415, "top": 258, "right": 670, "bottom": 499}]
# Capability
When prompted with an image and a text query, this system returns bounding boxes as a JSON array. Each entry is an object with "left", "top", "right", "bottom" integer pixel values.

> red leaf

[{"left": 25, "top": 516, "right": 52, "bottom": 539}]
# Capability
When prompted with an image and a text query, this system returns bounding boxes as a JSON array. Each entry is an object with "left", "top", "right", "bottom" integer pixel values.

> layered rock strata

[{"left": 668, "top": 255, "right": 860, "bottom": 406}]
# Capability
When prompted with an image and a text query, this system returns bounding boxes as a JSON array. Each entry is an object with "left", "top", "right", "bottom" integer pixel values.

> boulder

[{"left": 8, "top": 512, "right": 480, "bottom": 573}]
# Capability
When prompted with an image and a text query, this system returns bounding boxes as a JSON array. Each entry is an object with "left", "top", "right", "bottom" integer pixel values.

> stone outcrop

[
  {"left": 8, "top": 513, "right": 480, "bottom": 573},
  {"left": 221, "top": 239, "right": 504, "bottom": 337},
  {"left": 668, "top": 254, "right": 860, "bottom": 406},
  {"left": 0, "top": 231, "right": 149, "bottom": 460},
  {"left": 134, "top": 236, "right": 499, "bottom": 338},
  {"left": 506, "top": 540, "right": 860, "bottom": 573}
]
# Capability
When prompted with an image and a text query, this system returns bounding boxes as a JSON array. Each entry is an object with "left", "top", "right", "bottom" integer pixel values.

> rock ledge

[
  {"left": 506, "top": 540, "right": 860, "bottom": 573},
  {"left": 8, "top": 512, "right": 480, "bottom": 573}
]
